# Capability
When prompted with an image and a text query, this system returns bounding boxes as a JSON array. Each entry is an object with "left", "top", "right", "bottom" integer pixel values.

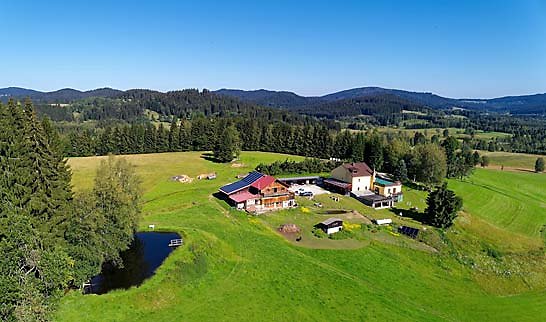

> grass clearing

[
  {"left": 478, "top": 151, "right": 545, "bottom": 170},
  {"left": 449, "top": 168, "right": 546, "bottom": 238},
  {"left": 56, "top": 151, "right": 546, "bottom": 321}
]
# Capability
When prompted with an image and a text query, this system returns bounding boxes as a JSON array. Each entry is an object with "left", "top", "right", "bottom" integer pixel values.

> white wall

[
  {"left": 326, "top": 226, "right": 343, "bottom": 234},
  {"left": 351, "top": 176, "right": 372, "bottom": 193}
]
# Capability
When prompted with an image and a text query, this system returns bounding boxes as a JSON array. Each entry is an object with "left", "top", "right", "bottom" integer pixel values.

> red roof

[
  {"left": 229, "top": 190, "right": 259, "bottom": 203},
  {"left": 251, "top": 175, "right": 277, "bottom": 190},
  {"left": 342, "top": 162, "right": 373, "bottom": 177}
]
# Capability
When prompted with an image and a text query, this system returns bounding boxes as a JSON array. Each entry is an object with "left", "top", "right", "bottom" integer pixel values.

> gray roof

[
  {"left": 359, "top": 194, "right": 392, "bottom": 202},
  {"left": 320, "top": 217, "right": 343, "bottom": 225},
  {"left": 278, "top": 176, "right": 320, "bottom": 181}
]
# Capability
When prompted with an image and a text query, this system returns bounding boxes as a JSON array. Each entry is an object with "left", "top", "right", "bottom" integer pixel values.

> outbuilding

[
  {"left": 315, "top": 218, "right": 344, "bottom": 235},
  {"left": 374, "top": 218, "right": 393, "bottom": 225}
]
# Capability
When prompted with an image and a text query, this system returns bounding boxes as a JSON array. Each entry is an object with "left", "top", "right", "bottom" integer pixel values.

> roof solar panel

[
  {"left": 220, "top": 180, "right": 249, "bottom": 194},
  {"left": 242, "top": 171, "right": 264, "bottom": 184},
  {"left": 220, "top": 171, "right": 264, "bottom": 194}
]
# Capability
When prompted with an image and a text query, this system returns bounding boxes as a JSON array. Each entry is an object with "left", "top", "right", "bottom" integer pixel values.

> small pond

[{"left": 87, "top": 231, "right": 181, "bottom": 295}]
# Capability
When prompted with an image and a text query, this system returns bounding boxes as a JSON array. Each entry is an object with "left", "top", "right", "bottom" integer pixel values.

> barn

[{"left": 315, "top": 218, "right": 344, "bottom": 235}]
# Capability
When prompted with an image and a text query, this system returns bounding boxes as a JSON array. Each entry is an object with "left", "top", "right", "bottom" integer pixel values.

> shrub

[
  {"left": 328, "top": 229, "right": 355, "bottom": 240},
  {"left": 342, "top": 222, "right": 361, "bottom": 232},
  {"left": 312, "top": 227, "right": 327, "bottom": 239},
  {"left": 484, "top": 245, "right": 503, "bottom": 259}
]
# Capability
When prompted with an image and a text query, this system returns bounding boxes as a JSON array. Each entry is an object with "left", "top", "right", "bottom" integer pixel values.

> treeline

[
  {"left": 64, "top": 118, "right": 337, "bottom": 159},
  {"left": 0, "top": 99, "right": 141, "bottom": 321},
  {"left": 256, "top": 159, "right": 342, "bottom": 176}
]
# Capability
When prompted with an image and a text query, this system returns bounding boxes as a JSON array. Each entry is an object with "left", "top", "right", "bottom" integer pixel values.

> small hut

[{"left": 315, "top": 218, "right": 343, "bottom": 234}]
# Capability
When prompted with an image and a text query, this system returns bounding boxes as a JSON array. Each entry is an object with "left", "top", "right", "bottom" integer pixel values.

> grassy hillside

[
  {"left": 56, "top": 152, "right": 546, "bottom": 321},
  {"left": 449, "top": 169, "right": 546, "bottom": 238},
  {"left": 478, "top": 151, "right": 545, "bottom": 170}
]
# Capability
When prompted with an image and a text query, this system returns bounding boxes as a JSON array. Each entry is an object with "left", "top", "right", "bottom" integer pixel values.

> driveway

[{"left": 288, "top": 184, "right": 330, "bottom": 196}]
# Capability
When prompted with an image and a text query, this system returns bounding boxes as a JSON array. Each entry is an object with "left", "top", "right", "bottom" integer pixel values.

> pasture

[
  {"left": 477, "top": 151, "right": 545, "bottom": 170},
  {"left": 375, "top": 127, "right": 512, "bottom": 140},
  {"left": 56, "top": 151, "right": 546, "bottom": 321}
]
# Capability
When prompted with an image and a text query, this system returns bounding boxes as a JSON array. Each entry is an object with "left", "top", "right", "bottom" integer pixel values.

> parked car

[{"left": 300, "top": 191, "right": 313, "bottom": 197}]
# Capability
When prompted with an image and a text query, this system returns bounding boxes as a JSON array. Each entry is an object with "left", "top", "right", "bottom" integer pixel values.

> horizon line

[{"left": 1, "top": 85, "right": 545, "bottom": 100}]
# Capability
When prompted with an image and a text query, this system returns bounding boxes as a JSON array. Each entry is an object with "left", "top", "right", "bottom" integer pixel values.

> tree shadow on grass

[
  {"left": 212, "top": 191, "right": 227, "bottom": 202},
  {"left": 389, "top": 207, "right": 426, "bottom": 224},
  {"left": 200, "top": 152, "right": 224, "bottom": 163},
  {"left": 403, "top": 181, "right": 432, "bottom": 192}
]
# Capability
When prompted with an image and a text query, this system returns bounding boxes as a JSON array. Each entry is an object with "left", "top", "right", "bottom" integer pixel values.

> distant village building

[
  {"left": 324, "top": 162, "right": 403, "bottom": 209},
  {"left": 315, "top": 218, "right": 343, "bottom": 235},
  {"left": 219, "top": 171, "right": 296, "bottom": 213}
]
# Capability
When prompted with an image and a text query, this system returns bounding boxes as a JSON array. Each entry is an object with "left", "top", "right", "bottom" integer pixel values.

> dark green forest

[
  {"left": 27, "top": 88, "right": 546, "bottom": 155},
  {"left": 0, "top": 100, "right": 141, "bottom": 321}
]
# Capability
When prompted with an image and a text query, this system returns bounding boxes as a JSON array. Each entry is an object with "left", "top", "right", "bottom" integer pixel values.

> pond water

[{"left": 87, "top": 231, "right": 181, "bottom": 295}]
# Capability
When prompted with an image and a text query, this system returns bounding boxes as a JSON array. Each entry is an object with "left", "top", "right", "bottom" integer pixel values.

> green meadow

[
  {"left": 56, "top": 151, "right": 546, "bottom": 321},
  {"left": 375, "top": 127, "right": 512, "bottom": 140},
  {"left": 478, "top": 151, "right": 546, "bottom": 170}
]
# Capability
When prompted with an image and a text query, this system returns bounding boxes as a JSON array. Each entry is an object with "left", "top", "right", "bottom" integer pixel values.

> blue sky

[{"left": 1, "top": 0, "right": 545, "bottom": 98}]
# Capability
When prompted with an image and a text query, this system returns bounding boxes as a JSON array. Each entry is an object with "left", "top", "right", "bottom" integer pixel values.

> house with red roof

[{"left": 218, "top": 171, "right": 296, "bottom": 213}]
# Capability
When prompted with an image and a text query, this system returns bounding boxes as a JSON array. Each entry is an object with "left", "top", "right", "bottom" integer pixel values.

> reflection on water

[{"left": 88, "top": 232, "right": 181, "bottom": 295}]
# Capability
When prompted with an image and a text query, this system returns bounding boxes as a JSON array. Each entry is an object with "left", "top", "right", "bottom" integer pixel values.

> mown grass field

[
  {"left": 375, "top": 127, "right": 512, "bottom": 140},
  {"left": 56, "top": 151, "right": 546, "bottom": 321},
  {"left": 478, "top": 151, "right": 545, "bottom": 170}
]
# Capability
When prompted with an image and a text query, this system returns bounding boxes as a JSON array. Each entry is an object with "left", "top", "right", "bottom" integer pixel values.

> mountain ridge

[
  {"left": 1, "top": 86, "right": 545, "bottom": 114},
  {"left": 214, "top": 87, "right": 546, "bottom": 114}
]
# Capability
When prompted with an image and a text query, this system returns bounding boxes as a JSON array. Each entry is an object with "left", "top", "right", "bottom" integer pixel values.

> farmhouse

[
  {"left": 219, "top": 171, "right": 296, "bottom": 213},
  {"left": 324, "top": 162, "right": 403, "bottom": 209},
  {"left": 315, "top": 218, "right": 343, "bottom": 235}
]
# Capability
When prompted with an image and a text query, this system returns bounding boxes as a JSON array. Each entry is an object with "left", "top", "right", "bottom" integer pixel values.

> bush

[
  {"left": 484, "top": 245, "right": 503, "bottom": 259},
  {"left": 256, "top": 158, "right": 341, "bottom": 175},
  {"left": 328, "top": 229, "right": 355, "bottom": 240},
  {"left": 312, "top": 227, "right": 327, "bottom": 239}
]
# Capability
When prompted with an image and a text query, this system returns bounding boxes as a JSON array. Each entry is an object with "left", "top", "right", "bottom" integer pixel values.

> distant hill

[
  {"left": 0, "top": 87, "right": 42, "bottom": 99},
  {"left": 2, "top": 86, "right": 545, "bottom": 115},
  {"left": 214, "top": 87, "right": 459, "bottom": 110},
  {"left": 460, "top": 93, "right": 546, "bottom": 114},
  {"left": 215, "top": 89, "right": 322, "bottom": 108},
  {"left": 214, "top": 87, "right": 546, "bottom": 115},
  {"left": 0, "top": 87, "right": 123, "bottom": 102},
  {"left": 293, "top": 94, "right": 432, "bottom": 124}
]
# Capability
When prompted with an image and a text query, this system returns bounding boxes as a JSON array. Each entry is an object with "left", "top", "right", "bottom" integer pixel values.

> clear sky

[{"left": 1, "top": 0, "right": 545, "bottom": 98}]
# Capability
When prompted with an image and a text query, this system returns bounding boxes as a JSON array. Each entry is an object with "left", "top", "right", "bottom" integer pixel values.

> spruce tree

[
  {"left": 168, "top": 117, "right": 180, "bottom": 151},
  {"left": 213, "top": 125, "right": 241, "bottom": 162},
  {"left": 535, "top": 157, "right": 545, "bottom": 173},
  {"left": 424, "top": 183, "right": 462, "bottom": 228}
]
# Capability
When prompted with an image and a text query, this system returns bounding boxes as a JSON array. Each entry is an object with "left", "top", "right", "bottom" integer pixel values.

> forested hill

[
  {"left": 214, "top": 87, "right": 546, "bottom": 115},
  {"left": 293, "top": 94, "right": 432, "bottom": 122},
  {"left": 31, "top": 88, "right": 315, "bottom": 126},
  {"left": 214, "top": 88, "right": 323, "bottom": 108},
  {"left": 0, "top": 87, "right": 122, "bottom": 102}
]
